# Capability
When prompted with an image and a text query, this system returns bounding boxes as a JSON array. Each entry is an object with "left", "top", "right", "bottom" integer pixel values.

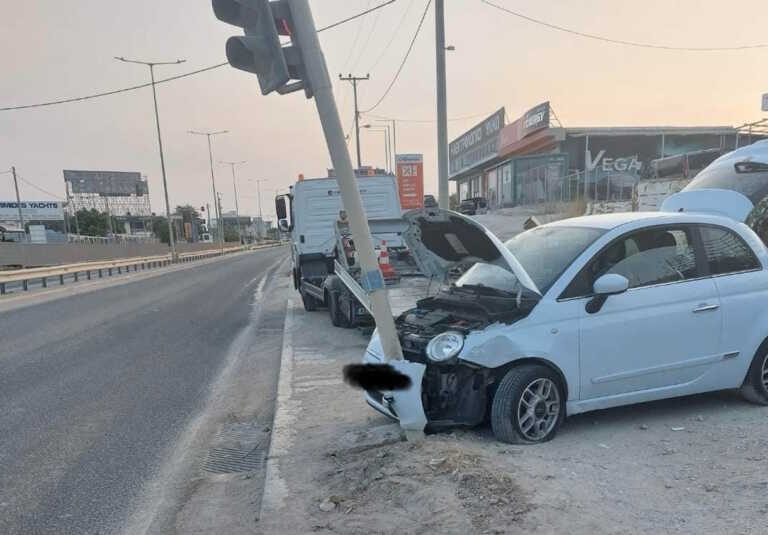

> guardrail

[{"left": 0, "top": 242, "right": 284, "bottom": 295}]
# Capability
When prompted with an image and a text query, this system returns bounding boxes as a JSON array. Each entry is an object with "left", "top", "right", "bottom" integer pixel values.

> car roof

[{"left": 545, "top": 211, "right": 739, "bottom": 230}]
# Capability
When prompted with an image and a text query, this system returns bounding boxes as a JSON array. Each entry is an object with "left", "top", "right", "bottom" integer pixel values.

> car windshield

[{"left": 456, "top": 226, "right": 605, "bottom": 295}]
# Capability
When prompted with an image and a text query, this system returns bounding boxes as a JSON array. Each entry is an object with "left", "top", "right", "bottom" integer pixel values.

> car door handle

[{"left": 693, "top": 303, "right": 720, "bottom": 313}]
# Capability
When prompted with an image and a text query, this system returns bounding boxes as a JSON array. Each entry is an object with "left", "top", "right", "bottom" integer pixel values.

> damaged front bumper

[{"left": 362, "top": 350, "right": 428, "bottom": 432}]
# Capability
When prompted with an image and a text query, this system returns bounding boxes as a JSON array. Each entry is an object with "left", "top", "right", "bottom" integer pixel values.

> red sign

[{"left": 395, "top": 154, "right": 424, "bottom": 210}]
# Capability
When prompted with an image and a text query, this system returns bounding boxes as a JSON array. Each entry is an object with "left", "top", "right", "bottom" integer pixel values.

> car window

[
  {"left": 562, "top": 226, "right": 699, "bottom": 298},
  {"left": 698, "top": 225, "right": 760, "bottom": 275}
]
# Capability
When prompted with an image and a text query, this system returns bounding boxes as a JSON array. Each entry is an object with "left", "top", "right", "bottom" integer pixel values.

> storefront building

[{"left": 450, "top": 102, "right": 759, "bottom": 209}]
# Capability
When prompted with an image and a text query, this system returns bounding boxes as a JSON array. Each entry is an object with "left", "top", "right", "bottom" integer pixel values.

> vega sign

[{"left": 586, "top": 150, "right": 643, "bottom": 174}]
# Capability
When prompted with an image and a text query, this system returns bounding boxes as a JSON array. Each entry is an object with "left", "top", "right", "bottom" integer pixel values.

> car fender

[{"left": 458, "top": 315, "right": 580, "bottom": 401}]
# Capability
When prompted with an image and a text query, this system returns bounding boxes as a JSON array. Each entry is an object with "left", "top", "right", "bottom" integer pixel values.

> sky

[{"left": 2, "top": 0, "right": 767, "bottom": 219}]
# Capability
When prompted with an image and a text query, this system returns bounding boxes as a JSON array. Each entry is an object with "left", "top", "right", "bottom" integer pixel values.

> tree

[
  {"left": 74, "top": 208, "right": 117, "bottom": 237},
  {"left": 150, "top": 216, "right": 170, "bottom": 244},
  {"left": 224, "top": 226, "right": 240, "bottom": 243}
]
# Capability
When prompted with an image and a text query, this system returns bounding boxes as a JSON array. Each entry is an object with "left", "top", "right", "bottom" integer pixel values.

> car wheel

[
  {"left": 328, "top": 291, "right": 342, "bottom": 326},
  {"left": 300, "top": 289, "right": 317, "bottom": 312},
  {"left": 741, "top": 343, "right": 768, "bottom": 405},
  {"left": 491, "top": 365, "right": 565, "bottom": 444}
]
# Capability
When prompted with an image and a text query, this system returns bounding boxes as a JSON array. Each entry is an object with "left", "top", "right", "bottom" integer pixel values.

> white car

[{"left": 362, "top": 209, "right": 768, "bottom": 443}]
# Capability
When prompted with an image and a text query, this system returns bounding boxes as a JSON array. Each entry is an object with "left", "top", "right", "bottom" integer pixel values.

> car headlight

[{"left": 426, "top": 331, "right": 464, "bottom": 363}]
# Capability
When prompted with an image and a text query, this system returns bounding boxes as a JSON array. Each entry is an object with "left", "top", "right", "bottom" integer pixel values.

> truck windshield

[
  {"left": 456, "top": 226, "right": 605, "bottom": 295},
  {"left": 686, "top": 169, "right": 768, "bottom": 205}
]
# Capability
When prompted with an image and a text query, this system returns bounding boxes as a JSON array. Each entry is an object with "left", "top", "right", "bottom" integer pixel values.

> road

[{"left": 0, "top": 247, "right": 288, "bottom": 535}]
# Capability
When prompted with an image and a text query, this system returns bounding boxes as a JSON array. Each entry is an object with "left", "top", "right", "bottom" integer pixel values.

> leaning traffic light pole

[{"left": 212, "top": 0, "right": 404, "bottom": 363}]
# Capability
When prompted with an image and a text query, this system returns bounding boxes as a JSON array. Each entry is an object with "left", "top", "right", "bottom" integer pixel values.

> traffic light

[{"left": 212, "top": 0, "right": 311, "bottom": 97}]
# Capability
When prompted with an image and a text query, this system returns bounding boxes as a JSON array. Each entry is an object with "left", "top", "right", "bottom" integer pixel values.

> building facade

[{"left": 450, "top": 103, "right": 765, "bottom": 209}]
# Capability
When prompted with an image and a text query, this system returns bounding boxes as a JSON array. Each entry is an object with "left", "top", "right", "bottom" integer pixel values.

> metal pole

[
  {"left": 189, "top": 130, "right": 228, "bottom": 247},
  {"left": 256, "top": 179, "right": 263, "bottom": 239},
  {"left": 392, "top": 120, "right": 397, "bottom": 170},
  {"left": 435, "top": 0, "right": 449, "bottom": 209},
  {"left": 11, "top": 166, "right": 25, "bottom": 241},
  {"left": 291, "top": 0, "right": 403, "bottom": 362},
  {"left": 115, "top": 57, "right": 183, "bottom": 261},
  {"left": 149, "top": 65, "right": 177, "bottom": 260},
  {"left": 222, "top": 161, "right": 245, "bottom": 244}
]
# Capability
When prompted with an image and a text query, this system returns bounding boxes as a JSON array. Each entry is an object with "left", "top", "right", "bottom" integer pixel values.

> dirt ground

[{"left": 301, "top": 390, "right": 768, "bottom": 535}]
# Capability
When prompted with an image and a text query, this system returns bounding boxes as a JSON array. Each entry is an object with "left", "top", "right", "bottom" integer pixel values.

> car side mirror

[
  {"left": 586, "top": 274, "right": 629, "bottom": 314},
  {"left": 278, "top": 219, "right": 290, "bottom": 233}
]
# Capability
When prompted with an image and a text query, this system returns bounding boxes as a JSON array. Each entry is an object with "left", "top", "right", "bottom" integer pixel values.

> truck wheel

[
  {"left": 338, "top": 298, "right": 354, "bottom": 329},
  {"left": 328, "top": 291, "right": 342, "bottom": 326},
  {"left": 491, "top": 365, "right": 565, "bottom": 444},
  {"left": 741, "top": 341, "right": 768, "bottom": 405},
  {"left": 301, "top": 289, "right": 317, "bottom": 312}
]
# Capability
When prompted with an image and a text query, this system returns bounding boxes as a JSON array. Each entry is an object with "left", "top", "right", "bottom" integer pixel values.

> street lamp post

[
  {"left": 115, "top": 56, "right": 185, "bottom": 261},
  {"left": 220, "top": 160, "right": 246, "bottom": 244},
  {"left": 362, "top": 125, "right": 389, "bottom": 172},
  {"left": 250, "top": 179, "right": 269, "bottom": 240},
  {"left": 188, "top": 130, "right": 228, "bottom": 248},
  {"left": 375, "top": 119, "right": 396, "bottom": 170}
]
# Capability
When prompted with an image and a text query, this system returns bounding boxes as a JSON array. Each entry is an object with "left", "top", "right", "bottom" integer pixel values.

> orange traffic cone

[{"left": 378, "top": 240, "right": 398, "bottom": 281}]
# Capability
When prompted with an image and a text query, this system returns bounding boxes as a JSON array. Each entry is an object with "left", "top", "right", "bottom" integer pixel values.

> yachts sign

[{"left": 0, "top": 201, "right": 65, "bottom": 221}]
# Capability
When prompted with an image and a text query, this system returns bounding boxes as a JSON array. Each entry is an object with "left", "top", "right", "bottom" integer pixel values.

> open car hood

[
  {"left": 401, "top": 208, "right": 541, "bottom": 296},
  {"left": 661, "top": 188, "right": 754, "bottom": 222}
]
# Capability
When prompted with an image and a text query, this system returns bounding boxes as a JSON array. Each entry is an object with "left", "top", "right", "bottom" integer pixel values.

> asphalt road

[{"left": 0, "top": 247, "right": 288, "bottom": 535}]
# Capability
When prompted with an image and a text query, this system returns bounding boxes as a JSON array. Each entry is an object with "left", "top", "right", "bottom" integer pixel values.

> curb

[{"left": 259, "top": 300, "right": 298, "bottom": 523}]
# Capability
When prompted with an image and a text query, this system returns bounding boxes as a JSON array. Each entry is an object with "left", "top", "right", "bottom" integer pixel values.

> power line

[
  {"left": 349, "top": 0, "right": 387, "bottom": 72},
  {"left": 1, "top": 63, "right": 228, "bottom": 112},
  {"left": 481, "top": 0, "right": 768, "bottom": 51},
  {"left": 361, "top": 0, "right": 432, "bottom": 113},
  {"left": 368, "top": 0, "right": 417, "bottom": 72},
  {"left": 341, "top": 0, "right": 374, "bottom": 70},
  {"left": 319, "top": 0, "right": 396, "bottom": 33},
  {"left": 1, "top": 7, "right": 397, "bottom": 112},
  {"left": 364, "top": 110, "right": 494, "bottom": 123},
  {"left": 16, "top": 175, "right": 67, "bottom": 200}
]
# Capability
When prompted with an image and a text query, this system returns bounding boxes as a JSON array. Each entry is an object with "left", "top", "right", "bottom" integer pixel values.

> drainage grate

[{"left": 201, "top": 422, "right": 269, "bottom": 474}]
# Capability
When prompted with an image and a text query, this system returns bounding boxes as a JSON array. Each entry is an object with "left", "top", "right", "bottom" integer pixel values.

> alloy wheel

[
  {"left": 517, "top": 378, "right": 560, "bottom": 441},
  {"left": 762, "top": 354, "right": 768, "bottom": 391}
]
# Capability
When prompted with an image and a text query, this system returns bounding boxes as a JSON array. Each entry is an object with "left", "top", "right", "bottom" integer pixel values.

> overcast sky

[{"left": 2, "top": 0, "right": 767, "bottom": 218}]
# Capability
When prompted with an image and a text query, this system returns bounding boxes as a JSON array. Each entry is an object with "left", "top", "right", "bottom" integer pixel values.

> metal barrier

[{"left": 0, "top": 242, "right": 284, "bottom": 295}]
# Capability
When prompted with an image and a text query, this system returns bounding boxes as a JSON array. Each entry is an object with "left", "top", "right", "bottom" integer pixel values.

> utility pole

[
  {"left": 291, "top": 0, "right": 403, "bottom": 362},
  {"left": 188, "top": 130, "right": 228, "bottom": 246},
  {"left": 220, "top": 160, "right": 246, "bottom": 243},
  {"left": 217, "top": 192, "right": 225, "bottom": 252},
  {"left": 115, "top": 56, "right": 184, "bottom": 261},
  {"left": 435, "top": 0, "right": 449, "bottom": 209},
  {"left": 339, "top": 73, "right": 369, "bottom": 170},
  {"left": 63, "top": 178, "right": 80, "bottom": 237},
  {"left": 11, "top": 166, "right": 25, "bottom": 241}
]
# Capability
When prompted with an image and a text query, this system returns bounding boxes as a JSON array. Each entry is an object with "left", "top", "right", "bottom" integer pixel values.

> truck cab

[{"left": 275, "top": 174, "right": 403, "bottom": 311}]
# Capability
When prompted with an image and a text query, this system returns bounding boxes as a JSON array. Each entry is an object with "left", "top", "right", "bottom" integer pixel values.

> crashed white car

[{"left": 363, "top": 209, "right": 768, "bottom": 444}]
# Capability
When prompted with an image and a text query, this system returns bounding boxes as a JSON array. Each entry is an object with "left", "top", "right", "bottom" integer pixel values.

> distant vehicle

[
  {"left": 663, "top": 139, "right": 768, "bottom": 243},
  {"left": 458, "top": 196, "right": 488, "bottom": 215},
  {"left": 362, "top": 209, "right": 768, "bottom": 444},
  {"left": 275, "top": 175, "right": 404, "bottom": 312},
  {"left": 423, "top": 195, "right": 438, "bottom": 208}
]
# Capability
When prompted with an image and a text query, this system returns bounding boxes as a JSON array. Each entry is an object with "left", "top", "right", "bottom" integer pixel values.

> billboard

[
  {"left": 449, "top": 108, "right": 505, "bottom": 177},
  {"left": 63, "top": 170, "right": 148, "bottom": 196},
  {"left": 0, "top": 200, "right": 65, "bottom": 221},
  {"left": 395, "top": 154, "right": 424, "bottom": 210}
]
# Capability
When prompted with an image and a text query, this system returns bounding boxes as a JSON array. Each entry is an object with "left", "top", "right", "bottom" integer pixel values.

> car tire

[
  {"left": 740, "top": 342, "right": 768, "bottom": 406},
  {"left": 300, "top": 289, "right": 317, "bottom": 312},
  {"left": 491, "top": 364, "right": 565, "bottom": 444},
  {"left": 328, "top": 291, "right": 342, "bottom": 326}
]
